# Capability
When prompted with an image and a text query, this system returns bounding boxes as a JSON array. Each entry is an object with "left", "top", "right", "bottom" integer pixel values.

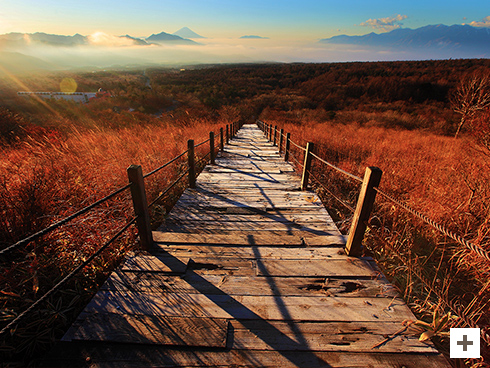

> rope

[
  {"left": 366, "top": 221, "right": 478, "bottom": 329},
  {"left": 310, "top": 152, "right": 363, "bottom": 183},
  {"left": 375, "top": 188, "right": 490, "bottom": 263},
  {"left": 0, "top": 217, "right": 137, "bottom": 337},
  {"left": 0, "top": 183, "right": 132, "bottom": 256},
  {"left": 289, "top": 139, "right": 306, "bottom": 152},
  {"left": 289, "top": 151, "right": 303, "bottom": 168}
]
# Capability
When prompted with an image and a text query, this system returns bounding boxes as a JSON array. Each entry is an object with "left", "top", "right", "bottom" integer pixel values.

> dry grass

[
  {"left": 0, "top": 110, "right": 223, "bottom": 364},
  {"left": 264, "top": 116, "right": 490, "bottom": 366}
]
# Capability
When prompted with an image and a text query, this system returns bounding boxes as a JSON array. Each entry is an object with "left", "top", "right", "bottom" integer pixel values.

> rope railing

[
  {"left": 374, "top": 187, "right": 490, "bottom": 263},
  {"left": 258, "top": 119, "right": 490, "bottom": 338},
  {"left": 1, "top": 123, "right": 240, "bottom": 342},
  {"left": 310, "top": 152, "right": 363, "bottom": 183},
  {"left": 257, "top": 119, "right": 490, "bottom": 263},
  {"left": 308, "top": 169, "right": 356, "bottom": 213},
  {"left": 194, "top": 138, "right": 211, "bottom": 148},
  {"left": 143, "top": 149, "right": 189, "bottom": 179},
  {"left": 289, "top": 139, "right": 307, "bottom": 151},
  {"left": 148, "top": 168, "right": 190, "bottom": 209},
  {"left": 0, "top": 216, "right": 137, "bottom": 337},
  {"left": 0, "top": 183, "right": 132, "bottom": 256}
]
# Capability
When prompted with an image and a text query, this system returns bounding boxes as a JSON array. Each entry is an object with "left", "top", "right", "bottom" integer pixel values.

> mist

[{"left": 0, "top": 32, "right": 483, "bottom": 74}]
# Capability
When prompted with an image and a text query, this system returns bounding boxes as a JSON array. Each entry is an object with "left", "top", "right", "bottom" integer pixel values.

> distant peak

[
  {"left": 240, "top": 35, "right": 269, "bottom": 39},
  {"left": 173, "top": 27, "right": 206, "bottom": 39}
]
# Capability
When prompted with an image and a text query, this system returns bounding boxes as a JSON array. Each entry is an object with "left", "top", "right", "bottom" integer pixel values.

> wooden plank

[
  {"left": 152, "top": 232, "right": 346, "bottom": 246},
  {"left": 102, "top": 273, "right": 398, "bottom": 298},
  {"left": 161, "top": 221, "right": 337, "bottom": 233},
  {"left": 164, "top": 213, "right": 333, "bottom": 223},
  {"left": 154, "top": 245, "right": 347, "bottom": 259},
  {"left": 84, "top": 291, "right": 416, "bottom": 322},
  {"left": 42, "top": 343, "right": 451, "bottom": 368},
  {"left": 256, "top": 259, "right": 376, "bottom": 277},
  {"left": 71, "top": 313, "right": 228, "bottom": 348},
  {"left": 228, "top": 320, "right": 438, "bottom": 353},
  {"left": 121, "top": 254, "right": 188, "bottom": 273}
]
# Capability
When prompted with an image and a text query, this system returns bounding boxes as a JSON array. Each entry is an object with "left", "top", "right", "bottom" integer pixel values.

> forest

[{"left": 1, "top": 59, "right": 490, "bottom": 367}]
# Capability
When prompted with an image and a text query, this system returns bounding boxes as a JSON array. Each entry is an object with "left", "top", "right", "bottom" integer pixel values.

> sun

[{"left": 60, "top": 78, "right": 78, "bottom": 93}]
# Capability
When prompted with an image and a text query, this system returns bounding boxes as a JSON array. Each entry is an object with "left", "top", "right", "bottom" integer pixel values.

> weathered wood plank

[
  {"left": 154, "top": 245, "right": 347, "bottom": 259},
  {"left": 228, "top": 320, "right": 438, "bottom": 353},
  {"left": 152, "top": 231, "right": 346, "bottom": 246},
  {"left": 43, "top": 343, "right": 451, "bottom": 368},
  {"left": 121, "top": 254, "right": 188, "bottom": 274},
  {"left": 101, "top": 273, "right": 398, "bottom": 298},
  {"left": 256, "top": 259, "right": 376, "bottom": 277},
  {"left": 84, "top": 291, "right": 415, "bottom": 322},
  {"left": 161, "top": 221, "right": 337, "bottom": 233},
  {"left": 71, "top": 313, "right": 228, "bottom": 347}
]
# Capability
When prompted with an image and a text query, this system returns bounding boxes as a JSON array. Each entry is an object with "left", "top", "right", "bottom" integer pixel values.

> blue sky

[{"left": 1, "top": 0, "right": 488, "bottom": 39}]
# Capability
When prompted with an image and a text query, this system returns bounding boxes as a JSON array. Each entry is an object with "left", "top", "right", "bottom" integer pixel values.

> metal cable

[
  {"left": 194, "top": 138, "right": 211, "bottom": 148},
  {"left": 375, "top": 188, "right": 490, "bottom": 263},
  {"left": 0, "top": 217, "right": 137, "bottom": 337},
  {"left": 308, "top": 170, "right": 355, "bottom": 212},
  {"left": 310, "top": 152, "right": 363, "bottom": 183},
  {"left": 0, "top": 183, "right": 132, "bottom": 256},
  {"left": 143, "top": 150, "right": 188, "bottom": 178},
  {"left": 148, "top": 169, "right": 190, "bottom": 208}
]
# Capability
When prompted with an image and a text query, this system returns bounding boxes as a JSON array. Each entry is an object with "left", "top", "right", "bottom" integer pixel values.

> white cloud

[
  {"left": 468, "top": 16, "right": 490, "bottom": 28},
  {"left": 87, "top": 32, "right": 141, "bottom": 47},
  {"left": 359, "top": 14, "right": 408, "bottom": 32}
]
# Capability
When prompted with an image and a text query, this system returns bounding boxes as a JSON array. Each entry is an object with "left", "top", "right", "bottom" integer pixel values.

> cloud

[
  {"left": 87, "top": 32, "right": 142, "bottom": 47},
  {"left": 359, "top": 14, "right": 407, "bottom": 32},
  {"left": 468, "top": 16, "right": 490, "bottom": 28}
]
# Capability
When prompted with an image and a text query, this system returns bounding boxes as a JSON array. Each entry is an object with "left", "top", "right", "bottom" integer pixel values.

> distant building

[{"left": 17, "top": 91, "right": 98, "bottom": 104}]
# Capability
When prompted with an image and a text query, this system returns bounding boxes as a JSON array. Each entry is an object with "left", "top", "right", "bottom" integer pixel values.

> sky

[
  {"left": 0, "top": 0, "right": 488, "bottom": 67},
  {"left": 1, "top": 0, "right": 488, "bottom": 40}
]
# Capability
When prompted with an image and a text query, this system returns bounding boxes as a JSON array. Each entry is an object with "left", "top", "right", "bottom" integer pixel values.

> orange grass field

[{"left": 1, "top": 61, "right": 489, "bottom": 366}]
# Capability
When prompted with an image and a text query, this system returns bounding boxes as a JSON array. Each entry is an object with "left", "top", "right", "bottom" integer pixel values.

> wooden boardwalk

[{"left": 46, "top": 124, "right": 450, "bottom": 367}]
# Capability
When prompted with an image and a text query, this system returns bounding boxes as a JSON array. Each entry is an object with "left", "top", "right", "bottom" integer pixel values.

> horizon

[{"left": 0, "top": 1, "right": 489, "bottom": 69}]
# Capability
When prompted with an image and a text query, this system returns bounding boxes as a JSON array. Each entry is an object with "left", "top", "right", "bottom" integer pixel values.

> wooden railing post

[
  {"left": 273, "top": 125, "right": 277, "bottom": 146},
  {"left": 127, "top": 165, "right": 153, "bottom": 251},
  {"left": 301, "top": 142, "right": 314, "bottom": 191},
  {"left": 269, "top": 124, "right": 273, "bottom": 142},
  {"left": 279, "top": 128, "right": 284, "bottom": 153},
  {"left": 220, "top": 128, "right": 224, "bottom": 151},
  {"left": 188, "top": 139, "right": 196, "bottom": 189},
  {"left": 226, "top": 125, "right": 229, "bottom": 144},
  {"left": 284, "top": 132, "right": 291, "bottom": 161},
  {"left": 209, "top": 131, "right": 215, "bottom": 164},
  {"left": 345, "top": 167, "right": 383, "bottom": 257}
]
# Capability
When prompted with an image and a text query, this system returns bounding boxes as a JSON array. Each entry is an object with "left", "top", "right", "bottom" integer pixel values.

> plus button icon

[{"left": 457, "top": 334, "right": 473, "bottom": 351}]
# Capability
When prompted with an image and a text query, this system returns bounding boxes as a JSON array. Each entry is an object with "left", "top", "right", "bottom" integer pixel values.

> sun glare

[{"left": 60, "top": 78, "right": 78, "bottom": 93}]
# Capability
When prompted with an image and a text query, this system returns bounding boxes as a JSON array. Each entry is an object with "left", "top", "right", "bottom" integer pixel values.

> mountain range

[
  {"left": 320, "top": 24, "right": 490, "bottom": 55},
  {"left": 0, "top": 30, "right": 199, "bottom": 48}
]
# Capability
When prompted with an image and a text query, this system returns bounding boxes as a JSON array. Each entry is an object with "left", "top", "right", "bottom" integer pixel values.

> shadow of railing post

[
  {"left": 127, "top": 164, "right": 153, "bottom": 250},
  {"left": 345, "top": 167, "right": 382, "bottom": 257}
]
